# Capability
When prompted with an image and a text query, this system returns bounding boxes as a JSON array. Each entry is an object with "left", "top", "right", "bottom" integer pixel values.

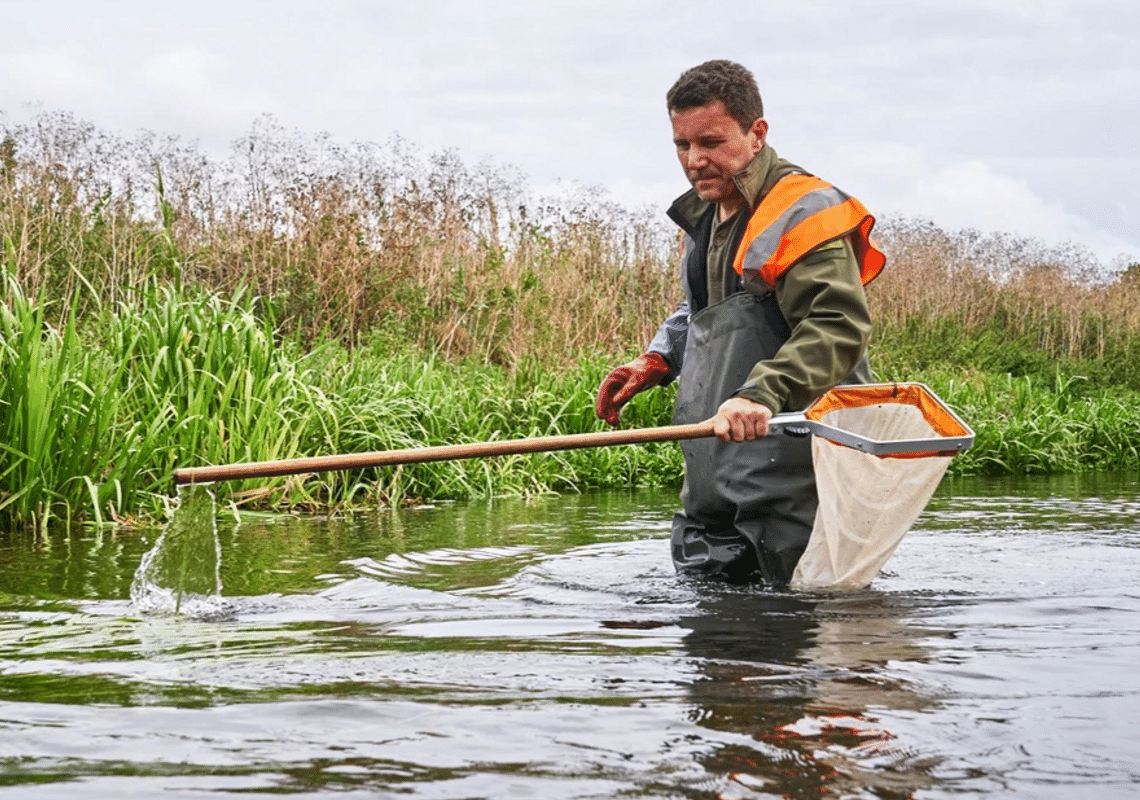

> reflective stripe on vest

[{"left": 731, "top": 174, "right": 886, "bottom": 289}]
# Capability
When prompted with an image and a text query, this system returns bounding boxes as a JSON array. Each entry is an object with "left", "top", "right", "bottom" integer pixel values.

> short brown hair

[{"left": 666, "top": 60, "right": 764, "bottom": 131}]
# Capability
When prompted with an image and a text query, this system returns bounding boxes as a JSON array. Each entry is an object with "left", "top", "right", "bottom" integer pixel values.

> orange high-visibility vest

[{"left": 731, "top": 174, "right": 885, "bottom": 289}]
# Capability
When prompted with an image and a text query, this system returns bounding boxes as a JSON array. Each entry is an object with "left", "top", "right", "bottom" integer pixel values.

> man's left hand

[{"left": 713, "top": 397, "right": 773, "bottom": 442}]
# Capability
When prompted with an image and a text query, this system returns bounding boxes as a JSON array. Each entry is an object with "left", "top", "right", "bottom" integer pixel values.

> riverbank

[
  {"left": 3, "top": 268, "right": 1138, "bottom": 530},
  {"left": 2, "top": 113, "right": 1139, "bottom": 529}
]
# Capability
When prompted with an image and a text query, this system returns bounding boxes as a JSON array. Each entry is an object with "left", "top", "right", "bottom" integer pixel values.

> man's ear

[{"left": 750, "top": 118, "right": 769, "bottom": 152}]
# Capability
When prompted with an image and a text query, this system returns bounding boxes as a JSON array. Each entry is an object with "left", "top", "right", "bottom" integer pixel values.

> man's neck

[{"left": 716, "top": 196, "right": 747, "bottom": 223}]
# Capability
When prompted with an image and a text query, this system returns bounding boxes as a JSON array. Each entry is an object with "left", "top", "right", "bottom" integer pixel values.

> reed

[
  {"left": 0, "top": 269, "right": 121, "bottom": 530},
  {"left": 5, "top": 112, "right": 1138, "bottom": 381},
  {"left": 1, "top": 113, "right": 677, "bottom": 368},
  {"left": 0, "top": 267, "right": 686, "bottom": 527},
  {"left": 867, "top": 217, "right": 1140, "bottom": 390}
]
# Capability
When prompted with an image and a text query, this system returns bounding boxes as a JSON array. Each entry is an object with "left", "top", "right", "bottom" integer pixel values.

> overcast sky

[{"left": 4, "top": 0, "right": 1138, "bottom": 265}]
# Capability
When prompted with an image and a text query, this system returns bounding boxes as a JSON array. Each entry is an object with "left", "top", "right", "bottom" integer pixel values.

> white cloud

[
  {"left": 0, "top": 50, "right": 105, "bottom": 103},
  {"left": 140, "top": 47, "right": 223, "bottom": 97},
  {"left": 822, "top": 143, "right": 1140, "bottom": 264},
  {"left": 137, "top": 47, "right": 273, "bottom": 133}
]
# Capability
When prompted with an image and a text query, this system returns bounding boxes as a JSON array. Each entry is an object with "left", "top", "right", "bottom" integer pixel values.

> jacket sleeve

[
  {"left": 646, "top": 299, "right": 690, "bottom": 384},
  {"left": 733, "top": 238, "right": 871, "bottom": 412}
]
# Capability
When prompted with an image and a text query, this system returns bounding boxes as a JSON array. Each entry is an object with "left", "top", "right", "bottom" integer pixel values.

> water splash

[{"left": 130, "top": 483, "right": 227, "bottom": 618}]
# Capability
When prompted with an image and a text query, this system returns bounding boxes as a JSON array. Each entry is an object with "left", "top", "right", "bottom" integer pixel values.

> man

[{"left": 595, "top": 60, "right": 885, "bottom": 585}]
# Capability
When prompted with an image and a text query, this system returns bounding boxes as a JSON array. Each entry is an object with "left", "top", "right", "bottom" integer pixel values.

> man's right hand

[
  {"left": 713, "top": 396, "right": 773, "bottom": 442},
  {"left": 595, "top": 353, "right": 671, "bottom": 426}
]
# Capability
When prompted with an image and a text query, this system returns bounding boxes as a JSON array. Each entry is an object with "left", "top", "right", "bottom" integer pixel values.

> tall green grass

[
  {"left": 0, "top": 260, "right": 150, "bottom": 530},
  {"left": 919, "top": 371, "right": 1140, "bottom": 476},
  {"left": 3, "top": 255, "right": 1136, "bottom": 532},
  {"left": 0, "top": 263, "right": 686, "bottom": 528}
]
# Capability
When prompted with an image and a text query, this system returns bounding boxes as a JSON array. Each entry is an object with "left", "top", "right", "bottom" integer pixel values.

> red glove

[{"left": 595, "top": 353, "right": 671, "bottom": 426}]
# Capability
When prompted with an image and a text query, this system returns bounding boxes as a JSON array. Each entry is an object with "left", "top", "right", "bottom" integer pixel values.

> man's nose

[{"left": 685, "top": 146, "right": 707, "bottom": 170}]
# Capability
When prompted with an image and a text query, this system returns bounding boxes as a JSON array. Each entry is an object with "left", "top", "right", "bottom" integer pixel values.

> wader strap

[{"left": 685, "top": 206, "right": 715, "bottom": 313}]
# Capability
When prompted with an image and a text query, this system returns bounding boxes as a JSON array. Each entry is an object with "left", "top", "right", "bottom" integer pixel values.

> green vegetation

[{"left": 2, "top": 111, "right": 1139, "bottom": 530}]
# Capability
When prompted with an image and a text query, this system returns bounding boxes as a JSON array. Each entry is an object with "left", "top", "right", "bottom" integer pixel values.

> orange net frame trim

[{"left": 804, "top": 383, "right": 971, "bottom": 459}]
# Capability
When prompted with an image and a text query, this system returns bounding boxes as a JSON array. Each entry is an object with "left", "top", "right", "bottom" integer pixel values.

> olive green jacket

[{"left": 648, "top": 145, "right": 874, "bottom": 413}]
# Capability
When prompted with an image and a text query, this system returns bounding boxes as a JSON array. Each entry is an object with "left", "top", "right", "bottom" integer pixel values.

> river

[{"left": 1, "top": 473, "right": 1138, "bottom": 798}]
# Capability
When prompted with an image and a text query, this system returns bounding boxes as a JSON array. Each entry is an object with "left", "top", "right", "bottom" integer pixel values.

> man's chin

[{"left": 692, "top": 177, "right": 730, "bottom": 199}]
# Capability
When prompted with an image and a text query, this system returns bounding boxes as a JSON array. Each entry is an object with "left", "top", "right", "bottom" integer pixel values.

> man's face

[{"left": 670, "top": 100, "right": 768, "bottom": 208}]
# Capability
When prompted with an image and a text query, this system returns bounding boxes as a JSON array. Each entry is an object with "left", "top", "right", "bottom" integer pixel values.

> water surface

[{"left": 1, "top": 473, "right": 1138, "bottom": 798}]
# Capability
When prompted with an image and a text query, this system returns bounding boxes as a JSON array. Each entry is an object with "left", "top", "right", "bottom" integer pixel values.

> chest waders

[
  {"left": 670, "top": 290, "right": 870, "bottom": 585},
  {"left": 670, "top": 291, "right": 810, "bottom": 584}
]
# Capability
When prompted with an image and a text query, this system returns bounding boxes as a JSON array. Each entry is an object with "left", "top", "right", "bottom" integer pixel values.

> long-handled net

[{"left": 171, "top": 382, "right": 971, "bottom": 591}]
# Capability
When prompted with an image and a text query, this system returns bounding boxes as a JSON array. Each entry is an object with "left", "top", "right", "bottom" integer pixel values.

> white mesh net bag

[{"left": 783, "top": 384, "right": 973, "bottom": 591}]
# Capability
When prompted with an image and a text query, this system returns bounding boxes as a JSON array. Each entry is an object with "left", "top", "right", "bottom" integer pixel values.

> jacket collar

[{"left": 666, "top": 145, "right": 792, "bottom": 236}]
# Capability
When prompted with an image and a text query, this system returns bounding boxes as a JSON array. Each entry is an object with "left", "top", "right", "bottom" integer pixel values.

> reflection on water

[
  {"left": 680, "top": 592, "right": 942, "bottom": 798},
  {"left": 0, "top": 475, "right": 1138, "bottom": 798}
]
